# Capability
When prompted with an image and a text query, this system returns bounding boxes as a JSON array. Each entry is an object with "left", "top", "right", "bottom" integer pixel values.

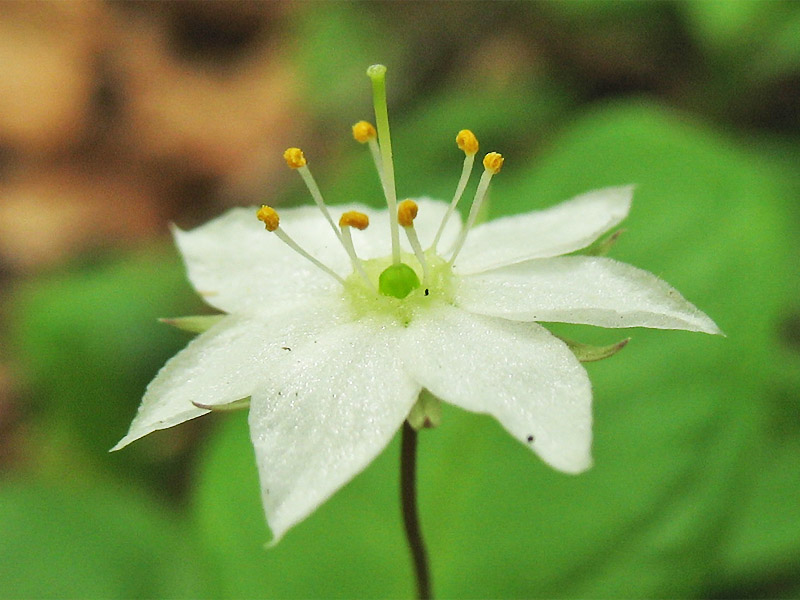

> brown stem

[{"left": 400, "top": 421, "right": 432, "bottom": 599}]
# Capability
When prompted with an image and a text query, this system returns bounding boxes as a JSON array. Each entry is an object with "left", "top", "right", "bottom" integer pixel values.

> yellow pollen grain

[
  {"left": 339, "top": 211, "right": 370, "bottom": 230},
  {"left": 483, "top": 152, "right": 504, "bottom": 174},
  {"left": 283, "top": 147, "right": 307, "bottom": 169},
  {"left": 456, "top": 129, "right": 479, "bottom": 155},
  {"left": 397, "top": 199, "right": 418, "bottom": 227},
  {"left": 352, "top": 121, "right": 377, "bottom": 143},
  {"left": 256, "top": 205, "right": 280, "bottom": 231}
]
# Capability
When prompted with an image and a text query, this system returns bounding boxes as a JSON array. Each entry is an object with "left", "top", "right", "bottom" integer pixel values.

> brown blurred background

[{"left": 0, "top": 1, "right": 302, "bottom": 276}]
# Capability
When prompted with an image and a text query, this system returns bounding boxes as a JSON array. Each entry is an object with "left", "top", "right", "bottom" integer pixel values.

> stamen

[
  {"left": 256, "top": 205, "right": 280, "bottom": 232},
  {"left": 448, "top": 152, "right": 504, "bottom": 265},
  {"left": 367, "top": 64, "right": 401, "bottom": 264},
  {"left": 257, "top": 205, "right": 345, "bottom": 284},
  {"left": 456, "top": 129, "right": 479, "bottom": 155},
  {"left": 431, "top": 129, "right": 479, "bottom": 251},
  {"left": 397, "top": 199, "right": 418, "bottom": 228},
  {"left": 398, "top": 199, "right": 429, "bottom": 283},
  {"left": 482, "top": 151, "right": 504, "bottom": 175},
  {"left": 338, "top": 211, "right": 375, "bottom": 290},
  {"left": 283, "top": 147, "right": 342, "bottom": 242},
  {"left": 339, "top": 210, "right": 370, "bottom": 230},
  {"left": 352, "top": 120, "right": 377, "bottom": 143},
  {"left": 352, "top": 120, "right": 384, "bottom": 186}
]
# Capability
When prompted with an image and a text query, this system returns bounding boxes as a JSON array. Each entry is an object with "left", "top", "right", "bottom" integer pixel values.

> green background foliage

[{"left": 2, "top": 2, "right": 799, "bottom": 598}]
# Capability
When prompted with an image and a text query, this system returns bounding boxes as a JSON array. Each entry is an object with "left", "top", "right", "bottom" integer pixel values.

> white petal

[
  {"left": 112, "top": 298, "right": 350, "bottom": 451},
  {"left": 456, "top": 256, "right": 721, "bottom": 334},
  {"left": 401, "top": 305, "right": 593, "bottom": 473},
  {"left": 248, "top": 316, "right": 419, "bottom": 543},
  {"left": 452, "top": 185, "right": 633, "bottom": 274},
  {"left": 175, "top": 206, "right": 348, "bottom": 313}
]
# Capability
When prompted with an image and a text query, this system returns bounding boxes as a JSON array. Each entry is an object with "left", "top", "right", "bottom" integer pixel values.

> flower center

[
  {"left": 342, "top": 251, "right": 453, "bottom": 323},
  {"left": 254, "top": 64, "right": 504, "bottom": 317}
]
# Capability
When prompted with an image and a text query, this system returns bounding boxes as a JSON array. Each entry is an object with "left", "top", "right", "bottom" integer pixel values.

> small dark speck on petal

[
  {"left": 282, "top": 346, "right": 292, "bottom": 351},
  {"left": 526, "top": 435, "right": 534, "bottom": 443},
  {"left": 424, "top": 289, "right": 429, "bottom": 296}
]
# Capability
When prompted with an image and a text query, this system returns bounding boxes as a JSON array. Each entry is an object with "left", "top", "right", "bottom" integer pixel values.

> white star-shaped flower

[{"left": 114, "top": 68, "right": 719, "bottom": 544}]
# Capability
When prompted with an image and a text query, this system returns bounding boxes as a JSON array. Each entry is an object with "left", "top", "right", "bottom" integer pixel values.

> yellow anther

[
  {"left": 256, "top": 205, "right": 279, "bottom": 231},
  {"left": 339, "top": 211, "right": 370, "bottom": 230},
  {"left": 352, "top": 121, "right": 377, "bottom": 143},
  {"left": 483, "top": 152, "right": 504, "bottom": 174},
  {"left": 283, "top": 147, "right": 307, "bottom": 169},
  {"left": 397, "top": 199, "right": 419, "bottom": 228},
  {"left": 456, "top": 129, "right": 479, "bottom": 155}
]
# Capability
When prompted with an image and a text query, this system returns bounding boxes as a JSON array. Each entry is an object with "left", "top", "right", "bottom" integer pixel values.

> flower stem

[{"left": 400, "top": 421, "right": 432, "bottom": 600}]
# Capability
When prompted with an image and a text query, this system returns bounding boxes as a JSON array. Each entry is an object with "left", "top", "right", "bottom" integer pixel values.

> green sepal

[
  {"left": 407, "top": 389, "right": 442, "bottom": 430},
  {"left": 192, "top": 397, "right": 251, "bottom": 412},
  {"left": 159, "top": 314, "right": 224, "bottom": 334},
  {"left": 584, "top": 228, "right": 626, "bottom": 257},
  {"left": 559, "top": 336, "right": 630, "bottom": 362}
]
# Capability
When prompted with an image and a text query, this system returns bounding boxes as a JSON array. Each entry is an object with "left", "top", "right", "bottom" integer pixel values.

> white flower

[{"left": 113, "top": 67, "right": 719, "bottom": 544}]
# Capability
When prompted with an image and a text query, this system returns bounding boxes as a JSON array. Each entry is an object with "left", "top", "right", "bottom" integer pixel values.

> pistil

[{"left": 367, "top": 64, "right": 401, "bottom": 264}]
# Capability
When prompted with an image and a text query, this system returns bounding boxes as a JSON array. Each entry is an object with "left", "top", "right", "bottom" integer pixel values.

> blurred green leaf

[
  {"left": 683, "top": 1, "right": 800, "bottom": 81},
  {"left": 683, "top": 0, "right": 772, "bottom": 56},
  {"left": 714, "top": 436, "right": 800, "bottom": 588},
  {"left": 8, "top": 247, "right": 203, "bottom": 458},
  {"left": 0, "top": 478, "right": 215, "bottom": 599}
]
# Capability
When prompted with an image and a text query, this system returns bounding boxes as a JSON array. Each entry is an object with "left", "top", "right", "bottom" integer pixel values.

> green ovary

[
  {"left": 379, "top": 263, "right": 420, "bottom": 299},
  {"left": 344, "top": 251, "right": 453, "bottom": 321}
]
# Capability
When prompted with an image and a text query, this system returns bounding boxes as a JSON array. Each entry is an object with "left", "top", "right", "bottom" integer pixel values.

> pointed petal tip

[
  {"left": 690, "top": 313, "right": 724, "bottom": 336},
  {"left": 263, "top": 535, "right": 281, "bottom": 550},
  {"left": 604, "top": 182, "right": 635, "bottom": 202},
  {"left": 109, "top": 436, "right": 133, "bottom": 453},
  {"left": 168, "top": 221, "right": 185, "bottom": 236},
  {"left": 562, "top": 460, "right": 594, "bottom": 475},
  {"left": 263, "top": 513, "right": 294, "bottom": 549},
  {"left": 540, "top": 452, "right": 593, "bottom": 475},
  {"left": 703, "top": 316, "right": 725, "bottom": 336}
]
